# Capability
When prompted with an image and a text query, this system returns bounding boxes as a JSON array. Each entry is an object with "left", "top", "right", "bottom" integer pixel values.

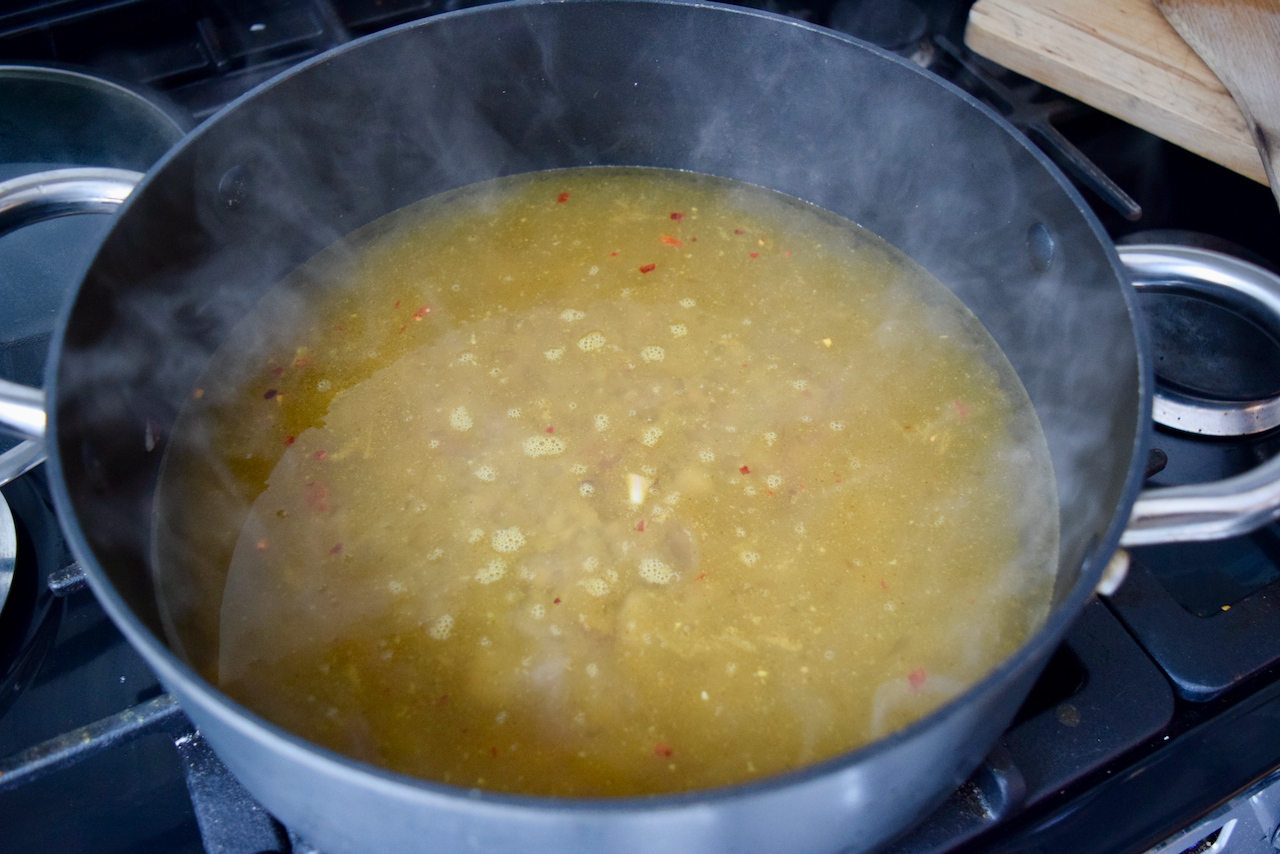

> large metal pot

[{"left": 2, "top": 1, "right": 1280, "bottom": 852}]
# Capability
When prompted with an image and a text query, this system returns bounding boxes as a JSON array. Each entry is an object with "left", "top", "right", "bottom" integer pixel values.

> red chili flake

[
  {"left": 553, "top": 597, "right": 561, "bottom": 604},
  {"left": 545, "top": 425, "right": 554, "bottom": 434},
  {"left": 271, "top": 366, "right": 284, "bottom": 377},
  {"left": 293, "top": 357, "right": 310, "bottom": 368},
  {"left": 660, "top": 235, "right": 683, "bottom": 247},
  {"left": 394, "top": 300, "right": 401, "bottom": 308},
  {"left": 398, "top": 325, "right": 407, "bottom": 334},
  {"left": 654, "top": 742, "right": 673, "bottom": 758},
  {"left": 733, "top": 228, "right": 744, "bottom": 235},
  {"left": 903, "top": 424, "right": 913, "bottom": 431},
  {"left": 908, "top": 668, "right": 927, "bottom": 690},
  {"left": 437, "top": 694, "right": 449, "bottom": 705},
  {"left": 741, "top": 363, "right": 748, "bottom": 368},
  {"left": 305, "top": 481, "right": 328, "bottom": 512},
  {"left": 749, "top": 252, "right": 759, "bottom": 259},
  {"left": 412, "top": 306, "right": 431, "bottom": 320},
  {"left": 283, "top": 435, "right": 295, "bottom": 446},
  {"left": 691, "top": 237, "right": 698, "bottom": 242},
  {"left": 255, "top": 539, "right": 268, "bottom": 551},
  {"left": 785, "top": 251, "right": 791, "bottom": 256},
  {"left": 638, "top": 263, "right": 656, "bottom": 274},
  {"left": 333, "top": 325, "right": 345, "bottom": 332},
  {"left": 313, "top": 450, "right": 327, "bottom": 460},
  {"left": 557, "top": 192, "right": 570, "bottom": 203},
  {"left": 329, "top": 542, "right": 344, "bottom": 555},
  {"left": 264, "top": 388, "right": 278, "bottom": 400},
  {"left": 879, "top": 580, "right": 888, "bottom": 590},
  {"left": 192, "top": 388, "right": 205, "bottom": 399},
  {"left": 490, "top": 746, "right": 499, "bottom": 757},
  {"left": 610, "top": 251, "right": 619, "bottom": 257},
  {"left": 765, "top": 490, "right": 773, "bottom": 496},
  {"left": 636, "top": 519, "right": 646, "bottom": 532},
  {"left": 670, "top": 212, "right": 684, "bottom": 221},
  {"left": 739, "top": 465, "right": 750, "bottom": 475},
  {"left": 694, "top": 572, "right": 706, "bottom": 581},
  {"left": 953, "top": 399, "right": 969, "bottom": 418}
]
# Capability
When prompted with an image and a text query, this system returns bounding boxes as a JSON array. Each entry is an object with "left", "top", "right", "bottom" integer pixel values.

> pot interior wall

[{"left": 52, "top": 0, "right": 1139, "bottom": 693}]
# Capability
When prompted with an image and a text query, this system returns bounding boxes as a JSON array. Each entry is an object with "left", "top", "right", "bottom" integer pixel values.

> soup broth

[{"left": 155, "top": 167, "right": 1058, "bottom": 797}]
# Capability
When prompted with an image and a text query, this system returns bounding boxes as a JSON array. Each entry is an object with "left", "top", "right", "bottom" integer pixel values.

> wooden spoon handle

[{"left": 1155, "top": 0, "right": 1280, "bottom": 209}]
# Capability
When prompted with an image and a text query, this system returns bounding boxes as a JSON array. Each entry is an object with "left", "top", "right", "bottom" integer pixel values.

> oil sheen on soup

[{"left": 154, "top": 167, "right": 1059, "bottom": 798}]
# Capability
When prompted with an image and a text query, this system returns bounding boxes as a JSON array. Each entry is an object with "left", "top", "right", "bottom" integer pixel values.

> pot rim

[{"left": 41, "top": 0, "right": 1150, "bottom": 816}]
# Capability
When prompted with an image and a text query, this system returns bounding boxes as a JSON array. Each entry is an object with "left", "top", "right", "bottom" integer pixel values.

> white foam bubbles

[
  {"left": 640, "top": 346, "right": 665, "bottom": 363},
  {"left": 544, "top": 348, "right": 564, "bottom": 361},
  {"left": 428, "top": 615, "right": 454, "bottom": 640},
  {"left": 560, "top": 309, "right": 585, "bottom": 322},
  {"left": 641, "top": 427, "right": 663, "bottom": 447},
  {"left": 594, "top": 414, "right": 610, "bottom": 431},
  {"left": 670, "top": 324, "right": 688, "bottom": 338},
  {"left": 475, "top": 560, "right": 507, "bottom": 584},
  {"left": 491, "top": 527, "right": 525, "bottom": 553},
  {"left": 523, "top": 435, "right": 567, "bottom": 457},
  {"left": 679, "top": 298, "right": 696, "bottom": 308},
  {"left": 582, "top": 578, "right": 610, "bottom": 597},
  {"left": 577, "top": 331, "right": 606, "bottom": 352},
  {"left": 474, "top": 465, "right": 496, "bottom": 482},
  {"left": 638, "top": 558, "right": 677, "bottom": 585},
  {"left": 450, "top": 406, "right": 473, "bottom": 431}
]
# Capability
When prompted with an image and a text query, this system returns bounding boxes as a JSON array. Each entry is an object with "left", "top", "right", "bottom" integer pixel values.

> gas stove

[{"left": 1, "top": 2, "right": 1279, "bottom": 853}]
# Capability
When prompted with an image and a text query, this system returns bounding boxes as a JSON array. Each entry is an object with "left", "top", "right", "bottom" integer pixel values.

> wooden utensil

[
  {"left": 965, "top": 0, "right": 1269, "bottom": 186},
  {"left": 1155, "top": 0, "right": 1280, "bottom": 209}
]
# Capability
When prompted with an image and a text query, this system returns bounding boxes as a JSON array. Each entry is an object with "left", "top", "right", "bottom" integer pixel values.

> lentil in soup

[{"left": 154, "top": 167, "right": 1058, "bottom": 797}]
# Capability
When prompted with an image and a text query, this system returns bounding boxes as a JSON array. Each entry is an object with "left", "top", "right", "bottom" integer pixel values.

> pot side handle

[
  {"left": 1119, "top": 244, "right": 1280, "bottom": 546},
  {"left": 0, "top": 167, "right": 143, "bottom": 488}
]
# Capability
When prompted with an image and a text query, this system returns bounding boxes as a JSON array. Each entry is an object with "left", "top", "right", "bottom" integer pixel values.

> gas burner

[
  {"left": 0, "top": 477, "right": 60, "bottom": 724},
  {"left": 1120, "top": 235, "right": 1280, "bottom": 437},
  {"left": 0, "top": 490, "right": 13, "bottom": 620}
]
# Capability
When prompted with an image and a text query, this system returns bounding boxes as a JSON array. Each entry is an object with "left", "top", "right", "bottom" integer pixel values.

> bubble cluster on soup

[{"left": 155, "top": 167, "right": 1058, "bottom": 797}]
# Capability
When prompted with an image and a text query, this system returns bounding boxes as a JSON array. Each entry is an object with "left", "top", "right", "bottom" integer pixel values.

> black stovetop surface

[{"left": 2, "top": 2, "right": 1280, "bottom": 853}]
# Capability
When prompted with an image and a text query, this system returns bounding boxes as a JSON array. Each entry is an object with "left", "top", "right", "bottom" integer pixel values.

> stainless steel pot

[{"left": 1, "top": 2, "right": 1279, "bottom": 852}]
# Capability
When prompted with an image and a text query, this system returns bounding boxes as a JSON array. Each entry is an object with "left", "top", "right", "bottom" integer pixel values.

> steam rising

[{"left": 51, "top": 4, "right": 1138, "bottom": 826}]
